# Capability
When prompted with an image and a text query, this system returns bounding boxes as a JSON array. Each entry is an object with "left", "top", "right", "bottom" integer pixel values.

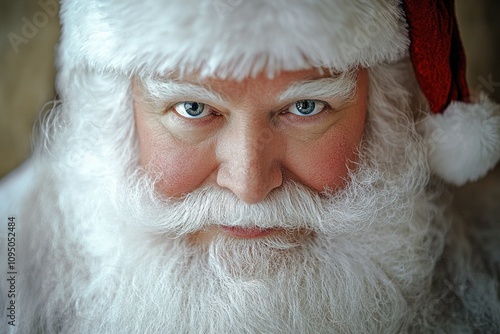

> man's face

[
  {"left": 40, "top": 64, "right": 444, "bottom": 332},
  {"left": 133, "top": 67, "right": 367, "bottom": 211}
]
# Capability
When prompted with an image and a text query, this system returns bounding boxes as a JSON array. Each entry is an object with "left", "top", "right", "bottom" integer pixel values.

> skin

[{"left": 133, "top": 68, "right": 368, "bottom": 205}]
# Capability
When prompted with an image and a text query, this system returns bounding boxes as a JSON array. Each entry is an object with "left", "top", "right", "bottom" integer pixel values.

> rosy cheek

[
  {"left": 145, "top": 141, "right": 219, "bottom": 197},
  {"left": 287, "top": 141, "right": 353, "bottom": 192},
  {"left": 306, "top": 143, "right": 359, "bottom": 191},
  {"left": 136, "top": 118, "right": 215, "bottom": 198},
  {"left": 286, "top": 111, "right": 366, "bottom": 192}
]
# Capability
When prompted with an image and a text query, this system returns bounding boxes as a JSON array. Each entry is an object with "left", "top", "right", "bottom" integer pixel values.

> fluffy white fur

[
  {"left": 57, "top": 0, "right": 408, "bottom": 80},
  {"left": 421, "top": 93, "right": 500, "bottom": 186}
]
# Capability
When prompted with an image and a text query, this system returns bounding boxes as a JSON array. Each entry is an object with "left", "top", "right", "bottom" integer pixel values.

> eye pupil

[
  {"left": 295, "top": 100, "right": 315, "bottom": 115},
  {"left": 184, "top": 102, "right": 205, "bottom": 116}
]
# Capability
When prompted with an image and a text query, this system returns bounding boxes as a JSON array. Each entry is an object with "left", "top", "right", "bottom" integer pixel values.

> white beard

[{"left": 16, "top": 61, "right": 450, "bottom": 333}]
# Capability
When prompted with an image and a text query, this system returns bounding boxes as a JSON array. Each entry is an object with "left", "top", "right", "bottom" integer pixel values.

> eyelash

[
  {"left": 281, "top": 100, "right": 331, "bottom": 117},
  {"left": 166, "top": 100, "right": 334, "bottom": 124}
]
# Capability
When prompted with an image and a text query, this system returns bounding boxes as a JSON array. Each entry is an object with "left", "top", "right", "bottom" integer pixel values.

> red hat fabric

[
  {"left": 403, "top": 0, "right": 470, "bottom": 113},
  {"left": 404, "top": 0, "right": 500, "bottom": 186}
]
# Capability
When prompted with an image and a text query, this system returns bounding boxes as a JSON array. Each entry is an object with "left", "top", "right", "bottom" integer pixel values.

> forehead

[{"left": 189, "top": 68, "right": 332, "bottom": 94}]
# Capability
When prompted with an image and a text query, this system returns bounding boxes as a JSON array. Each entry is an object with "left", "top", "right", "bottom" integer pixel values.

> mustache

[
  {"left": 113, "top": 163, "right": 410, "bottom": 238},
  {"left": 120, "top": 179, "right": 324, "bottom": 234}
]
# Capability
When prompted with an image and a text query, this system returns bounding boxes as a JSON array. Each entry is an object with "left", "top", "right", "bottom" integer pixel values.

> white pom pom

[{"left": 421, "top": 93, "right": 500, "bottom": 186}]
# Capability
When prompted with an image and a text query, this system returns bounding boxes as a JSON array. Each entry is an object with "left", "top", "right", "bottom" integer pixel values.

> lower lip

[{"left": 218, "top": 226, "right": 278, "bottom": 239}]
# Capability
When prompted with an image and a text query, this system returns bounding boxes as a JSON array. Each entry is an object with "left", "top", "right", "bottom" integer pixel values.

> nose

[{"left": 216, "top": 123, "right": 283, "bottom": 204}]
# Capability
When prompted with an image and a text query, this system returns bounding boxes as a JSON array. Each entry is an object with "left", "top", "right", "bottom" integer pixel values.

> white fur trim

[
  {"left": 58, "top": 0, "right": 408, "bottom": 79},
  {"left": 421, "top": 93, "right": 500, "bottom": 186}
]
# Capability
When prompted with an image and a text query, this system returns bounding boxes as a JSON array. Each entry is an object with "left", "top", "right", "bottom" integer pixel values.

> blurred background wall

[
  {"left": 0, "top": 0, "right": 59, "bottom": 177},
  {"left": 0, "top": 0, "right": 499, "bottom": 178}
]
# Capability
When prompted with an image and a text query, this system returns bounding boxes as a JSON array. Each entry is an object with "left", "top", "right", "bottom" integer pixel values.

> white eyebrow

[
  {"left": 139, "top": 78, "right": 225, "bottom": 108},
  {"left": 138, "top": 71, "right": 357, "bottom": 109},
  {"left": 278, "top": 72, "right": 357, "bottom": 103}
]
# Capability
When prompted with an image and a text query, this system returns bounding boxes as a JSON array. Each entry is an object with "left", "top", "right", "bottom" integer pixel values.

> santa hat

[
  {"left": 57, "top": 0, "right": 500, "bottom": 186},
  {"left": 404, "top": 0, "right": 500, "bottom": 185}
]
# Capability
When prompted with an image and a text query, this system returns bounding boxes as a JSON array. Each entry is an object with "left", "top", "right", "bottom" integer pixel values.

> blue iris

[
  {"left": 184, "top": 102, "right": 205, "bottom": 117},
  {"left": 295, "top": 100, "right": 315, "bottom": 115}
]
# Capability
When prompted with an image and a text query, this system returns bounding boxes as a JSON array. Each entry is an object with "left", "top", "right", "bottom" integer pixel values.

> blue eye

[
  {"left": 288, "top": 100, "right": 325, "bottom": 116},
  {"left": 174, "top": 102, "right": 210, "bottom": 118}
]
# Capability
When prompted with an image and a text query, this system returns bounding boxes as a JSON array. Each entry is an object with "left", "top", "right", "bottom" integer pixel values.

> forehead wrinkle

[{"left": 278, "top": 74, "right": 358, "bottom": 103}]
